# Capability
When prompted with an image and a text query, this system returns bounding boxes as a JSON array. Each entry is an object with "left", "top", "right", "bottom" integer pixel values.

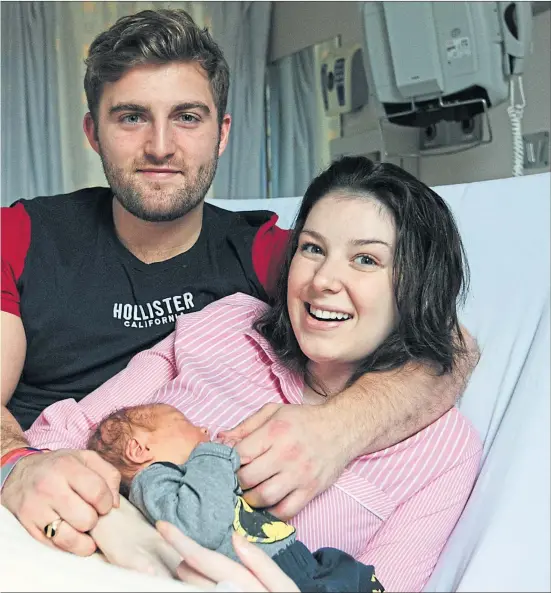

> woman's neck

[
  {"left": 112, "top": 200, "right": 204, "bottom": 264},
  {"left": 306, "top": 361, "right": 355, "bottom": 399}
]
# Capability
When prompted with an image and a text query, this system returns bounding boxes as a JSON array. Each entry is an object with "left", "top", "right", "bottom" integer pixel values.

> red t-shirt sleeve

[
  {"left": 252, "top": 215, "right": 291, "bottom": 300},
  {"left": 1, "top": 203, "right": 31, "bottom": 317}
]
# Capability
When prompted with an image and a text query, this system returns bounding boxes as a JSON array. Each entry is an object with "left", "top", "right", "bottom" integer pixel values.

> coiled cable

[{"left": 507, "top": 76, "right": 526, "bottom": 177}]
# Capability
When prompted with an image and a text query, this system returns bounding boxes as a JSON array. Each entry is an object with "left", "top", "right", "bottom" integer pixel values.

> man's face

[{"left": 84, "top": 62, "right": 231, "bottom": 222}]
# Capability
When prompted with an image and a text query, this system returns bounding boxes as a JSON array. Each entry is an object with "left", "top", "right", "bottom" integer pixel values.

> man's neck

[{"left": 112, "top": 200, "right": 204, "bottom": 264}]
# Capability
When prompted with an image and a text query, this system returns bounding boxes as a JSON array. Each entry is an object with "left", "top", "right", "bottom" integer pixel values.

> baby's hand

[{"left": 215, "top": 432, "right": 241, "bottom": 447}]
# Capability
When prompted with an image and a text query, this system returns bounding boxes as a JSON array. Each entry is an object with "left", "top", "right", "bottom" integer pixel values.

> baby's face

[{"left": 146, "top": 404, "right": 210, "bottom": 465}]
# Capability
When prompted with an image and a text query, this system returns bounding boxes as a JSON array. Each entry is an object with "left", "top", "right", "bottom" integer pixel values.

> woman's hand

[
  {"left": 92, "top": 498, "right": 298, "bottom": 591},
  {"left": 158, "top": 521, "right": 300, "bottom": 592},
  {"left": 89, "top": 497, "right": 182, "bottom": 578}
]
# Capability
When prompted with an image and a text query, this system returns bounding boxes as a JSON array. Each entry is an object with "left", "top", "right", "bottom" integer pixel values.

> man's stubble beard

[{"left": 98, "top": 144, "right": 219, "bottom": 223}]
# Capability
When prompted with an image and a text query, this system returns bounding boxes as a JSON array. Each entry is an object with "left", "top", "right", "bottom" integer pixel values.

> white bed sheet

[
  {"left": 0, "top": 504, "right": 196, "bottom": 592},
  {"left": 2, "top": 174, "right": 549, "bottom": 592}
]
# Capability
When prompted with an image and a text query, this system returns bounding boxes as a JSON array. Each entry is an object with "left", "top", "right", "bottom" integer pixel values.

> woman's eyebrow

[
  {"left": 301, "top": 229, "right": 391, "bottom": 248},
  {"left": 350, "top": 238, "right": 391, "bottom": 248},
  {"left": 301, "top": 229, "right": 324, "bottom": 241}
]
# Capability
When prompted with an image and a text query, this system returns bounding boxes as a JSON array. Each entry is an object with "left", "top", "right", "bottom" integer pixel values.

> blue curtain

[
  {"left": 268, "top": 46, "right": 322, "bottom": 198},
  {"left": 1, "top": 1, "right": 63, "bottom": 205},
  {"left": 211, "top": 1, "right": 272, "bottom": 199}
]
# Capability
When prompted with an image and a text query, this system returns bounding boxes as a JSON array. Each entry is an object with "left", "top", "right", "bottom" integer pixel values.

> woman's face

[{"left": 287, "top": 192, "right": 398, "bottom": 383}]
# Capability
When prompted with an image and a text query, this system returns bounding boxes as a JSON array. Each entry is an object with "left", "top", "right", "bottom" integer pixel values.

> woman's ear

[{"left": 125, "top": 435, "right": 154, "bottom": 464}]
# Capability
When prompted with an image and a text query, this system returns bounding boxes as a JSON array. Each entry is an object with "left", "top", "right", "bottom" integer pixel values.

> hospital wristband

[{"left": 1, "top": 447, "right": 47, "bottom": 490}]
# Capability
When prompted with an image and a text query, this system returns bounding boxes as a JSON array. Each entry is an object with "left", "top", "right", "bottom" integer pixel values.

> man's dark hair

[
  {"left": 254, "top": 156, "right": 470, "bottom": 394},
  {"left": 84, "top": 9, "right": 230, "bottom": 127}
]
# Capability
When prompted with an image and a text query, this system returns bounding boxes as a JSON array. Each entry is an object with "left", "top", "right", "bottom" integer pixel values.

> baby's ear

[{"left": 125, "top": 436, "right": 153, "bottom": 464}]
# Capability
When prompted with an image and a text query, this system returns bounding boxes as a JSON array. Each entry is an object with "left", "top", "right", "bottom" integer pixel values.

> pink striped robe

[{"left": 26, "top": 293, "right": 482, "bottom": 592}]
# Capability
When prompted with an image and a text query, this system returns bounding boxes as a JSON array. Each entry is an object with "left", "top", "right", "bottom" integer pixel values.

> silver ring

[{"left": 44, "top": 518, "right": 63, "bottom": 539}]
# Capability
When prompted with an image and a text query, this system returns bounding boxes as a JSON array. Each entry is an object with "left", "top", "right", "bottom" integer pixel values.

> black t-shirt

[{"left": 3, "top": 188, "right": 286, "bottom": 429}]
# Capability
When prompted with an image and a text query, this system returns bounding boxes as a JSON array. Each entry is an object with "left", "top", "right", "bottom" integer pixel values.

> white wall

[
  {"left": 269, "top": 2, "right": 551, "bottom": 185},
  {"left": 270, "top": 2, "right": 363, "bottom": 62},
  {"left": 269, "top": 1, "right": 377, "bottom": 139}
]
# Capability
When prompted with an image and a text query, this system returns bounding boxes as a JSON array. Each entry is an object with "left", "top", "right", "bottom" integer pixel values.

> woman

[{"left": 27, "top": 157, "right": 482, "bottom": 591}]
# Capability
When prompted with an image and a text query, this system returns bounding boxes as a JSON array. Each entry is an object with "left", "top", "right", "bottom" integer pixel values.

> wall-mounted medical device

[
  {"left": 320, "top": 44, "right": 370, "bottom": 116},
  {"left": 360, "top": 1, "right": 534, "bottom": 172},
  {"left": 362, "top": 1, "right": 532, "bottom": 126}
]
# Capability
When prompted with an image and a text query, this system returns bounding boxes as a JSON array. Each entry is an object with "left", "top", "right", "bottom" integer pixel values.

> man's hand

[
  {"left": 1, "top": 449, "right": 121, "bottom": 556},
  {"left": 219, "top": 403, "right": 352, "bottom": 520}
]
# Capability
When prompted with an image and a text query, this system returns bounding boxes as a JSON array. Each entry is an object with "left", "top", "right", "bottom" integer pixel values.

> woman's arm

[
  {"left": 357, "top": 449, "right": 482, "bottom": 592},
  {"left": 159, "top": 522, "right": 300, "bottom": 592},
  {"left": 25, "top": 332, "right": 178, "bottom": 450}
]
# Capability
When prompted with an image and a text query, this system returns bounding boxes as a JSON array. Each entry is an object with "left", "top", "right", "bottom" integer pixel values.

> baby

[{"left": 88, "top": 403, "right": 384, "bottom": 593}]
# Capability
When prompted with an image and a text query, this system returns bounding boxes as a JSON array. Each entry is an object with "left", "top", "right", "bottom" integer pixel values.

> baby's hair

[{"left": 87, "top": 404, "right": 159, "bottom": 497}]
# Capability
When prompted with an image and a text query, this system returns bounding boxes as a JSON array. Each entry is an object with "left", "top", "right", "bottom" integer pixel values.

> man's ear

[
  {"left": 217, "top": 113, "right": 231, "bottom": 157},
  {"left": 83, "top": 112, "right": 100, "bottom": 155},
  {"left": 125, "top": 436, "right": 154, "bottom": 464}
]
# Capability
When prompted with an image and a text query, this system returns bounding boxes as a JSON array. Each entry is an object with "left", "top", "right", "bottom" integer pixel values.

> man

[{"left": 1, "top": 9, "right": 479, "bottom": 557}]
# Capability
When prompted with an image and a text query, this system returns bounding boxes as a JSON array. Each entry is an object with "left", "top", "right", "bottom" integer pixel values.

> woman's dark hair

[
  {"left": 254, "top": 156, "right": 469, "bottom": 393},
  {"left": 84, "top": 9, "right": 230, "bottom": 128}
]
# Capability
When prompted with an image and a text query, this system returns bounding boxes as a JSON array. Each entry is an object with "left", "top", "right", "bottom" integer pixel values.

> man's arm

[
  {"left": 1, "top": 312, "right": 28, "bottom": 453},
  {"left": 1, "top": 312, "right": 121, "bottom": 556},
  {"left": 328, "top": 326, "right": 480, "bottom": 457},
  {"left": 1, "top": 204, "right": 32, "bottom": 453},
  {"left": 223, "top": 327, "right": 480, "bottom": 519},
  {"left": 3, "top": 311, "right": 177, "bottom": 556}
]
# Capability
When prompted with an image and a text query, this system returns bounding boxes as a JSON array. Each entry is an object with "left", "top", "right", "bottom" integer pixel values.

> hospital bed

[{"left": 1, "top": 172, "right": 549, "bottom": 592}]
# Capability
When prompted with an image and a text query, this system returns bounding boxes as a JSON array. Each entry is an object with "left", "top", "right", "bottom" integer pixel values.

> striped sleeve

[
  {"left": 1, "top": 203, "right": 31, "bottom": 317},
  {"left": 25, "top": 332, "right": 178, "bottom": 450},
  {"left": 357, "top": 447, "right": 481, "bottom": 592}
]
